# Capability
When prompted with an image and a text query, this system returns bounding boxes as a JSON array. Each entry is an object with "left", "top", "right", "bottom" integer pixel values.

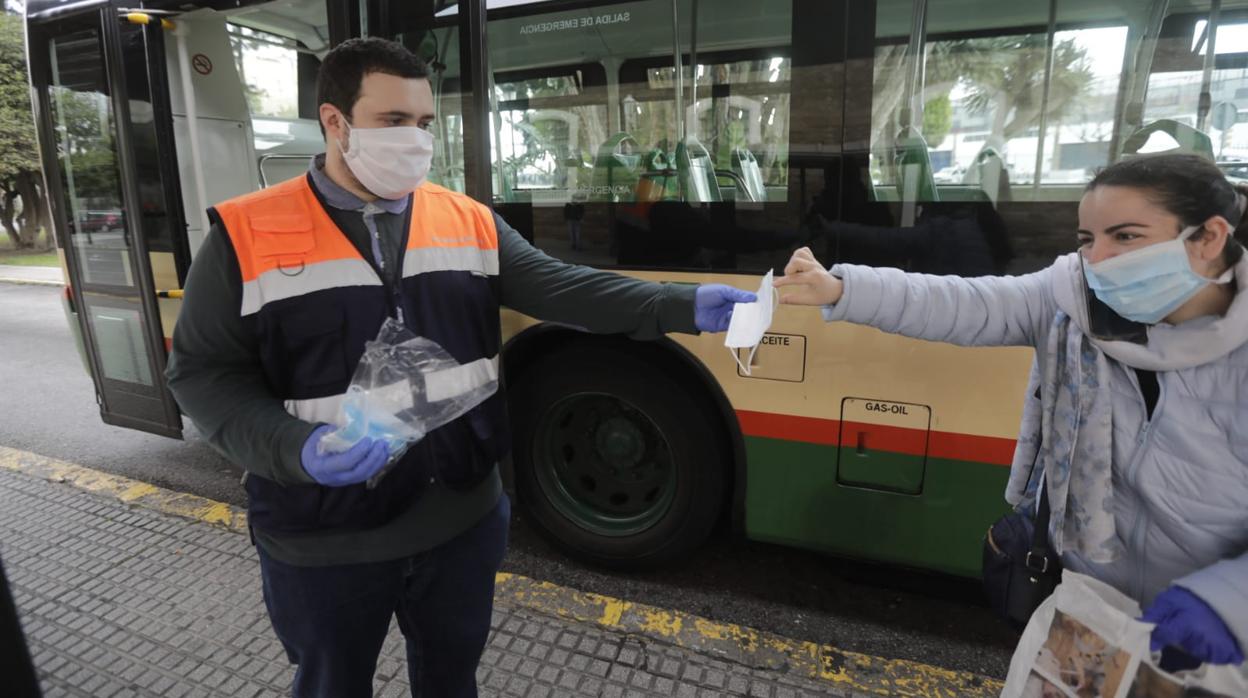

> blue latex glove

[
  {"left": 695, "top": 284, "right": 758, "bottom": 332},
  {"left": 300, "top": 424, "right": 390, "bottom": 487},
  {"left": 1142, "top": 586, "right": 1245, "bottom": 665}
]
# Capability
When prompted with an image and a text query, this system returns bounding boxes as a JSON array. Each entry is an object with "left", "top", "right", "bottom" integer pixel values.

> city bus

[{"left": 24, "top": 0, "right": 1247, "bottom": 575}]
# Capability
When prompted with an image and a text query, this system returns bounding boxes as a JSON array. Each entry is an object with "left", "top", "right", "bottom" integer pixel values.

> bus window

[
  {"left": 229, "top": 25, "right": 300, "bottom": 118},
  {"left": 856, "top": 0, "right": 1147, "bottom": 275},
  {"left": 48, "top": 31, "right": 132, "bottom": 289},
  {"left": 1037, "top": 25, "right": 1129, "bottom": 184},
  {"left": 873, "top": 2, "right": 1136, "bottom": 198},
  {"left": 1140, "top": 6, "right": 1248, "bottom": 165},
  {"left": 493, "top": 64, "right": 610, "bottom": 199},
  {"left": 224, "top": 4, "right": 328, "bottom": 189},
  {"left": 368, "top": 1, "right": 472, "bottom": 194},
  {"left": 487, "top": 0, "right": 803, "bottom": 272},
  {"left": 622, "top": 55, "right": 791, "bottom": 202}
]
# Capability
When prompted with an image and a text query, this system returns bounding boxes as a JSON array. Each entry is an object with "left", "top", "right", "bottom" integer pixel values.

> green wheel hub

[{"left": 532, "top": 392, "right": 676, "bottom": 536}]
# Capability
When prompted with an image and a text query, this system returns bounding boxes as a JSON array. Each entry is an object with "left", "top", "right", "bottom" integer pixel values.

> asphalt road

[{"left": 0, "top": 280, "right": 1018, "bottom": 678}]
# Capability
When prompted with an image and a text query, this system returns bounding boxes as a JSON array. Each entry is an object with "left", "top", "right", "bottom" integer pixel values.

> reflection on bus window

[
  {"left": 48, "top": 30, "right": 133, "bottom": 288},
  {"left": 494, "top": 66, "right": 609, "bottom": 199},
  {"left": 623, "top": 57, "right": 790, "bottom": 201},
  {"left": 846, "top": 0, "right": 1224, "bottom": 276},
  {"left": 228, "top": 24, "right": 300, "bottom": 119},
  {"left": 1143, "top": 10, "right": 1248, "bottom": 164},
  {"left": 46, "top": 27, "right": 162, "bottom": 389},
  {"left": 396, "top": 22, "right": 467, "bottom": 192},
  {"left": 871, "top": 1, "right": 1132, "bottom": 201},
  {"left": 226, "top": 2, "right": 329, "bottom": 191},
  {"left": 487, "top": 0, "right": 799, "bottom": 273}
]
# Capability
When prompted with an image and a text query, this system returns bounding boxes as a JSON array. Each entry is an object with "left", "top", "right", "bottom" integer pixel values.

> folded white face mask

[{"left": 725, "top": 269, "right": 776, "bottom": 376}]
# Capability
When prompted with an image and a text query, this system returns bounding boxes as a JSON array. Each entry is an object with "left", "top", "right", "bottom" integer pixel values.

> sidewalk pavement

[
  {"left": 0, "top": 264, "right": 61, "bottom": 286},
  {"left": 0, "top": 446, "right": 1003, "bottom": 698}
]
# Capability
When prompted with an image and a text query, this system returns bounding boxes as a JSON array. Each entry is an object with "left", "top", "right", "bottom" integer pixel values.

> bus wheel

[{"left": 509, "top": 346, "right": 725, "bottom": 570}]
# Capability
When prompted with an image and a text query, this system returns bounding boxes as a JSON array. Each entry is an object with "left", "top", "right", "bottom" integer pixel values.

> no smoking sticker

[{"left": 192, "top": 54, "right": 213, "bottom": 76}]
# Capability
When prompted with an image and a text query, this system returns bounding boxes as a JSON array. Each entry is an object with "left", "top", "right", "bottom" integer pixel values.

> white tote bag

[{"left": 1001, "top": 571, "right": 1248, "bottom": 698}]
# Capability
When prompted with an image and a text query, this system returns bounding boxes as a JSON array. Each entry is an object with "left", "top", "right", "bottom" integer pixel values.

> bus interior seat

[
  {"left": 731, "top": 148, "right": 767, "bottom": 203},
  {"left": 969, "top": 146, "right": 1010, "bottom": 205},
  {"left": 675, "top": 137, "right": 722, "bottom": 204},
  {"left": 591, "top": 132, "right": 642, "bottom": 201},
  {"left": 1121, "top": 119, "right": 1215, "bottom": 161},
  {"left": 255, "top": 118, "right": 322, "bottom": 187},
  {"left": 635, "top": 148, "right": 675, "bottom": 203},
  {"left": 893, "top": 126, "right": 939, "bottom": 203}
]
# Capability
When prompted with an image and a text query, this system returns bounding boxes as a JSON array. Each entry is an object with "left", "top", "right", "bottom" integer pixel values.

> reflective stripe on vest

[
  {"left": 284, "top": 355, "right": 500, "bottom": 424},
  {"left": 213, "top": 175, "right": 499, "bottom": 318}
]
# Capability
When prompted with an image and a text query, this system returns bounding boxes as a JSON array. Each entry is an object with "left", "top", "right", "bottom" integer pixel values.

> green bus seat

[
  {"left": 675, "top": 137, "right": 723, "bottom": 203},
  {"left": 969, "top": 146, "right": 1010, "bottom": 204},
  {"left": 731, "top": 148, "right": 767, "bottom": 202},
  {"left": 591, "top": 132, "right": 643, "bottom": 201},
  {"left": 893, "top": 126, "right": 939, "bottom": 203},
  {"left": 1122, "top": 119, "right": 1215, "bottom": 162}
]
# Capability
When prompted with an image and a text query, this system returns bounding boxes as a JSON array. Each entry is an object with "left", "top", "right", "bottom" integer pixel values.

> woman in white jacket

[{"left": 775, "top": 154, "right": 1246, "bottom": 668}]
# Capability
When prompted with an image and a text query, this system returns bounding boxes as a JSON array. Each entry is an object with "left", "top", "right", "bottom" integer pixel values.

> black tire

[{"left": 509, "top": 344, "right": 726, "bottom": 570}]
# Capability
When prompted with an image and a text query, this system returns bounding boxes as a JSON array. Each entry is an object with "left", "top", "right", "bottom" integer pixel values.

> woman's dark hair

[
  {"left": 1087, "top": 154, "right": 1246, "bottom": 269},
  {"left": 315, "top": 38, "right": 429, "bottom": 134}
]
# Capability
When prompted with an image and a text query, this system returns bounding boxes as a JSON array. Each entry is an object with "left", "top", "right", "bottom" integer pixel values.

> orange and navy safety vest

[{"left": 211, "top": 174, "right": 509, "bottom": 534}]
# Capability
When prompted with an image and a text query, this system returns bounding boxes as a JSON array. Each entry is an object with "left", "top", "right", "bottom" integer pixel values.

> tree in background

[
  {"left": 921, "top": 94, "right": 953, "bottom": 148},
  {"left": 494, "top": 73, "right": 608, "bottom": 195},
  {"left": 0, "top": 10, "right": 51, "bottom": 249},
  {"left": 871, "top": 33, "right": 1093, "bottom": 185},
  {"left": 952, "top": 35, "right": 1093, "bottom": 145},
  {"left": 228, "top": 26, "right": 299, "bottom": 119}
]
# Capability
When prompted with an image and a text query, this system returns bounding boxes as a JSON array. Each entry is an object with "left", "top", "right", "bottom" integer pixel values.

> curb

[
  {"left": 0, "top": 277, "right": 62, "bottom": 286},
  {"left": 493, "top": 574, "right": 1003, "bottom": 697},
  {"left": 0, "top": 445, "right": 246, "bottom": 531},
  {"left": 0, "top": 445, "right": 1003, "bottom": 697}
]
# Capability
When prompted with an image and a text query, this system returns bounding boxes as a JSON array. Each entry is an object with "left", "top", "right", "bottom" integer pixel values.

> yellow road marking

[
  {"left": 0, "top": 445, "right": 1005, "bottom": 697},
  {"left": 489, "top": 573, "right": 1003, "bottom": 696},
  {"left": 0, "top": 445, "right": 249, "bottom": 534}
]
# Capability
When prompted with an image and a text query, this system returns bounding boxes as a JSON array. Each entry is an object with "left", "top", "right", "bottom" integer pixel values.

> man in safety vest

[{"left": 165, "top": 37, "right": 752, "bottom": 698}]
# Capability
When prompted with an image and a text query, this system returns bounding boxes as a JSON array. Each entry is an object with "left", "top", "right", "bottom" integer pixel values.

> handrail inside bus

[
  {"left": 1031, "top": 0, "right": 1057, "bottom": 195},
  {"left": 1196, "top": 0, "right": 1222, "bottom": 132},
  {"left": 121, "top": 11, "right": 175, "bottom": 31},
  {"left": 1114, "top": 0, "right": 1172, "bottom": 161},
  {"left": 687, "top": 0, "right": 698, "bottom": 142},
  {"left": 258, "top": 154, "right": 315, "bottom": 188},
  {"left": 670, "top": 0, "right": 685, "bottom": 151},
  {"left": 713, "top": 169, "right": 750, "bottom": 200},
  {"left": 900, "top": 0, "right": 928, "bottom": 130}
]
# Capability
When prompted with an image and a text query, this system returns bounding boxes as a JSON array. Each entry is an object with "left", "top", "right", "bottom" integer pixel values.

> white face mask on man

[
  {"left": 337, "top": 118, "right": 434, "bottom": 200},
  {"left": 724, "top": 270, "right": 777, "bottom": 376}
]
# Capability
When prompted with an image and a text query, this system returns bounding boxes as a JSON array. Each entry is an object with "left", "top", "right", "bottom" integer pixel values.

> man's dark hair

[{"left": 316, "top": 37, "right": 429, "bottom": 133}]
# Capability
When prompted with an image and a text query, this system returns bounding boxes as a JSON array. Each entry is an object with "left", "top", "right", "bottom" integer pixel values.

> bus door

[{"left": 27, "top": 7, "right": 186, "bottom": 438}]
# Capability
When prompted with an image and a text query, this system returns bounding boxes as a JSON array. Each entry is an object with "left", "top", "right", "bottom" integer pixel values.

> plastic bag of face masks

[{"left": 316, "top": 318, "right": 499, "bottom": 488}]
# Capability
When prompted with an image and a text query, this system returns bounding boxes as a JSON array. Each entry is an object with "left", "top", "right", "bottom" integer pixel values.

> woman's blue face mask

[{"left": 1081, "top": 225, "right": 1233, "bottom": 324}]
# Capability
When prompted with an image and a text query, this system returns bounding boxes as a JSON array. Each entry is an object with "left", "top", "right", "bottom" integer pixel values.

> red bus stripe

[{"left": 735, "top": 409, "right": 1015, "bottom": 466}]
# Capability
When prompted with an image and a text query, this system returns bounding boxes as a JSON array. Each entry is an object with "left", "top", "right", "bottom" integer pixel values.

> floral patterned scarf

[{"left": 1006, "top": 311, "right": 1123, "bottom": 564}]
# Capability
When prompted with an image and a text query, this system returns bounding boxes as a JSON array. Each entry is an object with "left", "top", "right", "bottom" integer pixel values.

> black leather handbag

[{"left": 982, "top": 487, "right": 1062, "bottom": 631}]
